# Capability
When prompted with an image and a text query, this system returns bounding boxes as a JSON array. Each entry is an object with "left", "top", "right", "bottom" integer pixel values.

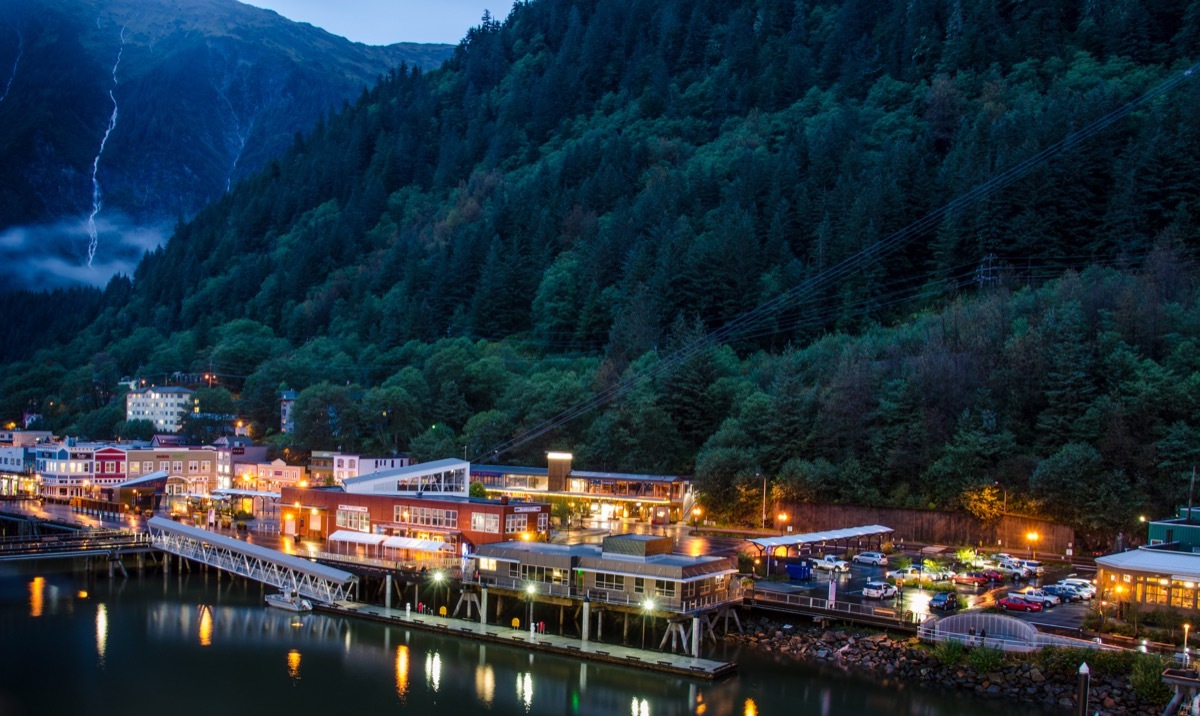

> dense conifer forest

[{"left": 4, "top": 0, "right": 1200, "bottom": 543}]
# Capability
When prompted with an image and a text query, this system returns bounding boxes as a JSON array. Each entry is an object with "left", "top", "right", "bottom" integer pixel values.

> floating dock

[{"left": 320, "top": 600, "right": 737, "bottom": 680}]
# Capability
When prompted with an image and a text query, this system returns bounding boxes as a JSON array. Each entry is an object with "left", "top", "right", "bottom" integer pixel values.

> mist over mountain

[{"left": 0, "top": 0, "right": 452, "bottom": 290}]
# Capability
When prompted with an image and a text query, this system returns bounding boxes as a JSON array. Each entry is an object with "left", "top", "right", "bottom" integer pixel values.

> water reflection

[
  {"left": 631, "top": 696, "right": 650, "bottom": 716},
  {"left": 516, "top": 672, "right": 533, "bottom": 712},
  {"left": 744, "top": 697, "right": 758, "bottom": 716},
  {"left": 29, "top": 576, "right": 44, "bottom": 617},
  {"left": 287, "top": 649, "right": 301, "bottom": 682},
  {"left": 474, "top": 664, "right": 495, "bottom": 706},
  {"left": 96, "top": 603, "right": 108, "bottom": 666},
  {"left": 425, "top": 651, "right": 442, "bottom": 692},
  {"left": 198, "top": 605, "right": 213, "bottom": 647},
  {"left": 394, "top": 645, "right": 409, "bottom": 700}
]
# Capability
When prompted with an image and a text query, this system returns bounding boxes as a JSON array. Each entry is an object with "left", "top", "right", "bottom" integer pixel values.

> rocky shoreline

[{"left": 728, "top": 616, "right": 1159, "bottom": 715}]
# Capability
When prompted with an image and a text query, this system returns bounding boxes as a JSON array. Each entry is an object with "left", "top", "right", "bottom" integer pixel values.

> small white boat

[{"left": 265, "top": 590, "right": 312, "bottom": 612}]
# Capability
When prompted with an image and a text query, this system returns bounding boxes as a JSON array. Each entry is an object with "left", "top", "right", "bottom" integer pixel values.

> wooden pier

[{"left": 320, "top": 600, "right": 737, "bottom": 680}]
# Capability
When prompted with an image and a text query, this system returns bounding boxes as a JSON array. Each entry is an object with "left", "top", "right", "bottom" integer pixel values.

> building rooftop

[{"left": 1096, "top": 546, "right": 1200, "bottom": 580}]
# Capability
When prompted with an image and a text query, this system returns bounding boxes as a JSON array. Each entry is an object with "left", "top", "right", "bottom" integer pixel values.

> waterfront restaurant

[
  {"left": 471, "top": 452, "right": 694, "bottom": 525},
  {"left": 279, "top": 458, "right": 551, "bottom": 563},
  {"left": 469, "top": 534, "right": 740, "bottom": 616},
  {"left": 1095, "top": 547, "right": 1200, "bottom": 615}
]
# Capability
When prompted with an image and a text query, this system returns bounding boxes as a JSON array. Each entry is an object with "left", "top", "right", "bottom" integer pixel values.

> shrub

[
  {"left": 932, "top": 639, "right": 965, "bottom": 666},
  {"left": 967, "top": 644, "right": 1005, "bottom": 672},
  {"left": 234, "top": 510, "right": 254, "bottom": 521},
  {"left": 1129, "top": 653, "right": 1172, "bottom": 705}
]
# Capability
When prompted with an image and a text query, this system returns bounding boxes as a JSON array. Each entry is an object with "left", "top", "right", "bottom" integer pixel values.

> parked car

[
  {"left": 997, "top": 596, "right": 1043, "bottom": 612},
  {"left": 862, "top": 580, "right": 898, "bottom": 599},
  {"left": 952, "top": 571, "right": 990, "bottom": 586},
  {"left": 1057, "top": 578, "right": 1096, "bottom": 599},
  {"left": 996, "top": 561, "right": 1032, "bottom": 579},
  {"left": 930, "top": 592, "right": 962, "bottom": 610},
  {"left": 1016, "top": 559, "right": 1046, "bottom": 576},
  {"left": 925, "top": 565, "right": 957, "bottom": 581},
  {"left": 852, "top": 551, "right": 888, "bottom": 566},
  {"left": 812, "top": 555, "right": 851, "bottom": 572},
  {"left": 885, "top": 566, "right": 926, "bottom": 582},
  {"left": 1007, "top": 588, "right": 1060, "bottom": 607},
  {"left": 979, "top": 568, "right": 1006, "bottom": 582},
  {"left": 1041, "top": 584, "right": 1082, "bottom": 603}
]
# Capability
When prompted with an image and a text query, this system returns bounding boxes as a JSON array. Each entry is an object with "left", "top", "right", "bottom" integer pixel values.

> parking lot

[{"left": 755, "top": 551, "right": 1094, "bottom": 631}]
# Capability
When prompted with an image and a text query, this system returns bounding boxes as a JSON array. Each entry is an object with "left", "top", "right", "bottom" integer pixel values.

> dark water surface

[{"left": 0, "top": 565, "right": 1059, "bottom": 715}]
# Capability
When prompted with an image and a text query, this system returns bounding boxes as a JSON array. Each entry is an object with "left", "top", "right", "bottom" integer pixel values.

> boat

[{"left": 265, "top": 590, "right": 313, "bottom": 612}]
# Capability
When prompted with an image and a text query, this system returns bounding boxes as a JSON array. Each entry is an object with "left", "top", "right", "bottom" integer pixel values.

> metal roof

[
  {"left": 747, "top": 524, "right": 894, "bottom": 551},
  {"left": 473, "top": 540, "right": 734, "bottom": 579},
  {"left": 109, "top": 470, "right": 170, "bottom": 488},
  {"left": 211, "top": 488, "right": 281, "bottom": 498},
  {"left": 570, "top": 470, "right": 685, "bottom": 483},
  {"left": 328, "top": 530, "right": 387, "bottom": 545},
  {"left": 342, "top": 457, "right": 467, "bottom": 488},
  {"left": 1095, "top": 547, "right": 1200, "bottom": 580},
  {"left": 382, "top": 536, "right": 453, "bottom": 552},
  {"left": 147, "top": 517, "right": 355, "bottom": 584}
]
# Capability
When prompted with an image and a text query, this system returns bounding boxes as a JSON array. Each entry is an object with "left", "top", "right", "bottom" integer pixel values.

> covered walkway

[{"left": 746, "top": 524, "right": 894, "bottom": 560}]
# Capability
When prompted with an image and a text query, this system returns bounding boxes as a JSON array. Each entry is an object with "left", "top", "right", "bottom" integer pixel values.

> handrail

[{"left": 462, "top": 573, "right": 742, "bottom": 613}]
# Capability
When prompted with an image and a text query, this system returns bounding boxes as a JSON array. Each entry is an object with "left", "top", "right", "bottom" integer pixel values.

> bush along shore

[{"left": 728, "top": 616, "right": 1170, "bottom": 715}]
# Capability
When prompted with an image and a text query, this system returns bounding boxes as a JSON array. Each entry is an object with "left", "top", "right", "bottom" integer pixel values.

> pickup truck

[
  {"left": 811, "top": 555, "right": 850, "bottom": 572},
  {"left": 1007, "top": 588, "right": 1060, "bottom": 607}
]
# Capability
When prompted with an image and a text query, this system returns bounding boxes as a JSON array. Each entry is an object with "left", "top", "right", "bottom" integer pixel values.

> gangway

[{"left": 147, "top": 517, "right": 357, "bottom": 604}]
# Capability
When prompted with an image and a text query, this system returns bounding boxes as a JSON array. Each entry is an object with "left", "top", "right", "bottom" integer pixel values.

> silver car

[{"left": 852, "top": 551, "right": 888, "bottom": 566}]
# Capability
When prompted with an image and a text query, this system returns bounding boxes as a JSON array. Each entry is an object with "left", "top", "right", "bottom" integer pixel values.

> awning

[
  {"left": 328, "top": 530, "right": 387, "bottom": 546},
  {"left": 382, "top": 536, "right": 454, "bottom": 552}
]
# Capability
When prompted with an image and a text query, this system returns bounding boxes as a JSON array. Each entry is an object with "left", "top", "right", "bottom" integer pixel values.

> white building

[
  {"left": 342, "top": 458, "right": 469, "bottom": 497},
  {"left": 126, "top": 386, "right": 195, "bottom": 433},
  {"left": 331, "top": 453, "right": 416, "bottom": 485}
]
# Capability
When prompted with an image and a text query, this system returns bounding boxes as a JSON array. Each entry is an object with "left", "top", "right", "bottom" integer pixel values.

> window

[
  {"left": 537, "top": 513, "right": 548, "bottom": 532},
  {"left": 400, "top": 506, "right": 458, "bottom": 529},
  {"left": 128, "top": 461, "right": 139, "bottom": 473},
  {"left": 520, "top": 565, "right": 568, "bottom": 585},
  {"left": 105, "top": 461, "right": 116, "bottom": 473},
  {"left": 172, "top": 461, "right": 183, "bottom": 473},
  {"left": 188, "top": 461, "right": 198, "bottom": 473},
  {"left": 471, "top": 513, "right": 500, "bottom": 533},
  {"left": 654, "top": 580, "right": 677, "bottom": 598},
  {"left": 201, "top": 461, "right": 211, "bottom": 471},
  {"left": 477, "top": 558, "right": 497, "bottom": 572},
  {"left": 1172, "top": 582, "right": 1195, "bottom": 610},
  {"left": 505, "top": 514, "right": 528, "bottom": 533},
  {"left": 634, "top": 578, "right": 646, "bottom": 594},
  {"left": 595, "top": 573, "right": 624, "bottom": 591},
  {"left": 1144, "top": 582, "right": 1168, "bottom": 605},
  {"left": 335, "top": 509, "right": 370, "bottom": 532}
]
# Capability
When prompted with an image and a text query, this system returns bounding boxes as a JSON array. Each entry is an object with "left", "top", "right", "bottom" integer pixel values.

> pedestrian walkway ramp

[{"left": 147, "top": 517, "right": 357, "bottom": 604}]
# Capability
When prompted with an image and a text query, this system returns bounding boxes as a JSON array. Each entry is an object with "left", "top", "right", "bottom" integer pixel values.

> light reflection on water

[{"left": 0, "top": 571, "right": 1060, "bottom": 716}]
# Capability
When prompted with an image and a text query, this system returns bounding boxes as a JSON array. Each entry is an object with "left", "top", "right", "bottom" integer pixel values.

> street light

[
  {"left": 1027, "top": 531, "right": 1039, "bottom": 560},
  {"left": 432, "top": 570, "right": 445, "bottom": 615},
  {"left": 777, "top": 512, "right": 789, "bottom": 535},
  {"left": 1186, "top": 623, "right": 1192, "bottom": 666},
  {"left": 692, "top": 506, "right": 702, "bottom": 527},
  {"left": 759, "top": 471, "right": 765, "bottom": 529},
  {"left": 526, "top": 583, "right": 536, "bottom": 633},
  {"left": 641, "top": 598, "right": 655, "bottom": 649}
]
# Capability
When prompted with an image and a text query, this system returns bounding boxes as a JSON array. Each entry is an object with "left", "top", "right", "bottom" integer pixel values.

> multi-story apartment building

[
  {"left": 126, "top": 386, "right": 195, "bottom": 433},
  {"left": 0, "top": 444, "right": 37, "bottom": 497},
  {"left": 245, "top": 459, "right": 307, "bottom": 493}
]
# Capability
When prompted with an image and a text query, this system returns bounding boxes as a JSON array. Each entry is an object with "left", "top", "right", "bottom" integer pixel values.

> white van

[
  {"left": 1016, "top": 559, "right": 1045, "bottom": 576},
  {"left": 1058, "top": 578, "right": 1096, "bottom": 599}
]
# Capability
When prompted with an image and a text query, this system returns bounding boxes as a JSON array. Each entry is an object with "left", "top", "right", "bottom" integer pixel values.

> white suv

[
  {"left": 862, "top": 580, "right": 897, "bottom": 599},
  {"left": 1058, "top": 578, "right": 1096, "bottom": 599},
  {"left": 1016, "top": 559, "right": 1045, "bottom": 576},
  {"left": 997, "top": 560, "right": 1031, "bottom": 578},
  {"left": 852, "top": 551, "right": 888, "bottom": 566}
]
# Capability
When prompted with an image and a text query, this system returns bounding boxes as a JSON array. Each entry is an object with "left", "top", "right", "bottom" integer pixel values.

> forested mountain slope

[
  {"left": 0, "top": 0, "right": 452, "bottom": 290},
  {"left": 3, "top": 0, "right": 1200, "bottom": 543}
]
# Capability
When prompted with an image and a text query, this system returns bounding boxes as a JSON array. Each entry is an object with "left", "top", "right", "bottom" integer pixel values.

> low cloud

[{"left": 0, "top": 213, "right": 168, "bottom": 292}]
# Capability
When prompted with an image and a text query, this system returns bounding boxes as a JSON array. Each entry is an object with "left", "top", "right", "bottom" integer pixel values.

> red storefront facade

[{"left": 280, "top": 486, "right": 550, "bottom": 552}]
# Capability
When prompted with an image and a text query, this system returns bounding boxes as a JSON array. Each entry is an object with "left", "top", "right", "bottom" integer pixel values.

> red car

[
  {"left": 997, "top": 596, "right": 1043, "bottom": 613},
  {"left": 952, "top": 571, "right": 990, "bottom": 586},
  {"left": 979, "top": 569, "right": 1005, "bottom": 582}
]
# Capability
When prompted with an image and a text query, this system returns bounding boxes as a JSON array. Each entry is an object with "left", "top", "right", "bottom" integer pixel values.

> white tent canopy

[{"left": 328, "top": 530, "right": 387, "bottom": 546}]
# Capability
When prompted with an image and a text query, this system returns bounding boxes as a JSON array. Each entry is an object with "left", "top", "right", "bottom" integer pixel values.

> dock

[{"left": 319, "top": 600, "right": 737, "bottom": 680}]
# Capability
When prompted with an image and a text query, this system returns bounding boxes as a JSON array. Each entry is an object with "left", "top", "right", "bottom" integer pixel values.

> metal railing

[
  {"left": 0, "top": 530, "right": 152, "bottom": 560},
  {"left": 750, "top": 587, "right": 916, "bottom": 623},
  {"left": 464, "top": 573, "right": 743, "bottom": 614}
]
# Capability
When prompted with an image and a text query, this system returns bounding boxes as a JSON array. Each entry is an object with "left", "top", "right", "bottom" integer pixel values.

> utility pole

[{"left": 759, "top": 472, "right": 765, "bottom": 529}]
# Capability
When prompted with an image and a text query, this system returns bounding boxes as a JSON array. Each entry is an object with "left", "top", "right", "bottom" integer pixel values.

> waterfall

[
  {"left": 85, "top": 26, "right": 125, "bottom": 267},
  {"left": 0, "top": 26, "right": 22, "bottom": 104}
]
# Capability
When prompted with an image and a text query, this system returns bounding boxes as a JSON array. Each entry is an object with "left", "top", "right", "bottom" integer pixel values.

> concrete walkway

[{"left": 322, "top": 600, "right": 736, "bottom": 680}]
